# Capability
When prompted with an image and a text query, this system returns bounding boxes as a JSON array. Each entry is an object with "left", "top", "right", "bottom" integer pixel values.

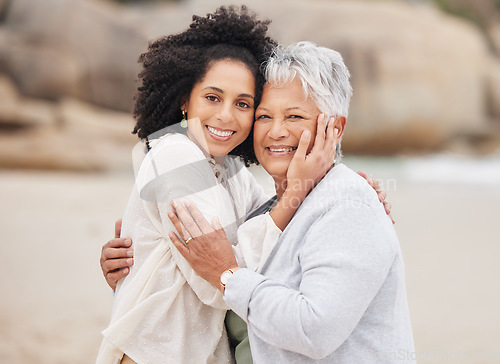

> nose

[
  {"left": 267, "top": 119, "right": 288, "bottom": 140},
  {"left": 216, "top": 101, "right": 235, "bottom": 124}
]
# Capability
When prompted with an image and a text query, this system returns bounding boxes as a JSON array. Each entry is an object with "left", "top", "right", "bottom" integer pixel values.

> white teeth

[
  {"left": 269, "top": 147, "right": 297, "bottom": 153},
  {"left": 207, "top": 126, "right": 234, "bottom": 137}
]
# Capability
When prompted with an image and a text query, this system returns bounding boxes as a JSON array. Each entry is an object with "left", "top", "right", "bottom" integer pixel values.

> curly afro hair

[{"left": 132, "top": 5, "right": 277, "bottom": 165}]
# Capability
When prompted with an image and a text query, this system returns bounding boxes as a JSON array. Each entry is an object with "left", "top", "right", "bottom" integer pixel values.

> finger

[
  {"left": 104, "top": 237, "right": 132, "bottom": 250},
  {"left": 172, "top": 200, "right": 203, "bottom": 237},
  {"left": 384, "top": 201, "right": 392, "bottom": 214},
  {"left": 357, "top": 170, "right": 368, "bottom": 180},
  {"left": 114, "top": 219, "right": 123, "bottom": 239},
  {"left": 106, "top": 267, "right": 130, "bottom": 285},
  {"left": 390, "top": 214, "right": 396, "bottom": 225},
  {"left": 378, "top": 191, "right": 387, "bottom": 203},
  {"left": 102, "top": 246, "right": 134, "bottom": 260},
  {"left": 184, "top": 200, "right": 214, "bottom": 234},
  {"left": 168, "top": 210, "right": 191, "bottom": 241},
  {"left": 310, "top": 113, "right": 326, "bottom": 152},
  {"left": 211, "top": 216, "right": 223, "bottom": 231},
  {"left": 371, "top": 178, "right": 381, "bottom": 191},
  {"left": 293, "top": 129, "right": 311, "bottom": 161},
  {"left": 103, "top": 257, "right": 134, "bottom": 273},
  {"left": 169, "top": 231, "right": 190, "bottom": 257},
  {"left": 324, "top": 120, "right": 337, "bottom": 161}
]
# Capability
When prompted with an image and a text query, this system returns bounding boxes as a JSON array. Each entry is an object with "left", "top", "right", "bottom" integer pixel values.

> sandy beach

[{"left": 1, "top": 155, "right": 499, "bottom": 363}]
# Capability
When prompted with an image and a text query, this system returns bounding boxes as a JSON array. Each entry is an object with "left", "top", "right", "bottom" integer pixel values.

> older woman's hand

[
  {"left": 286, "top": 114, "right": 339, "bottom": 193},
  {"left": 357, "top": 171, "right": 395, "bottom": 224},
  {"left": 168, "top": 200, "right": 239, "bottom": 292}
]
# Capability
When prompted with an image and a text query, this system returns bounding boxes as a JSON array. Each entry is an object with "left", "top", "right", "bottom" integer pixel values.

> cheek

[
  {"left": 241, "top": 116, "right": 254, "bottom": 135},
  {"left": 253, "top": 123, "right": 267, "bottom": 146}
]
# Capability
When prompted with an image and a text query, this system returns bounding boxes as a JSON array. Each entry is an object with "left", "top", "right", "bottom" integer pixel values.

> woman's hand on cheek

[
  {"left": 168, "top": 200, "right": 238, "bottom": 291},
  {"left": 286, "top": 113, "right": 338, "bottom": 194}
]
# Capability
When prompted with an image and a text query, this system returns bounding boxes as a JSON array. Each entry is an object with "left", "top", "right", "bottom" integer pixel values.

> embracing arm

[{"left": 100, "top": 219, "right": 133, "bottom": 291}]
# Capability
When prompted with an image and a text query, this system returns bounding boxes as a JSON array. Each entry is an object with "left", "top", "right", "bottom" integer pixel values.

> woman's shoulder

[
  {"left": 149, "top": 133, "right": 203, "bottom": 159},
  {"left": 136, "top": 133, "right": 209, "bottom": 187}
]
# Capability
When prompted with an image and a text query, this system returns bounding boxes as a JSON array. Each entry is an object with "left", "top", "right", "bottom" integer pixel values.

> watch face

[{"left": 220, "top": 270, "right": 233, "bottom": 285}]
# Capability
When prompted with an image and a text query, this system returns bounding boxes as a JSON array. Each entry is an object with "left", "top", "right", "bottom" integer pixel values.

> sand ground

[{"left": 0, "top": 165, "right": 499, "bottom": 363}]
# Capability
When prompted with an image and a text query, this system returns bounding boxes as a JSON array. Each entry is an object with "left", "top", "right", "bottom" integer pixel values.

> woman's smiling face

[
  {"left": 253, "top": 77, "right": 321, "bottom": 179},
  {"left": 183, "top": 59, "right": 256, "bottom": 157}
]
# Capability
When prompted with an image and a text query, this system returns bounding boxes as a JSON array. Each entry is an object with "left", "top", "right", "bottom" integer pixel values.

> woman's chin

[{"left": 262, "top": 164, "right": 289, "bottom": 182}]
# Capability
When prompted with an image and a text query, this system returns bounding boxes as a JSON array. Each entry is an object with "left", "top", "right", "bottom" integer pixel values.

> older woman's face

[{"left": 254, "top": 77, "right": 321, "bottom": 178}]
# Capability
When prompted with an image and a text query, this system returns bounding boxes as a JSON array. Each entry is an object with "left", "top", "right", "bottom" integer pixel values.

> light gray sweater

[{"left": 224, "top": 164, "right": 415, "bottom": 363}]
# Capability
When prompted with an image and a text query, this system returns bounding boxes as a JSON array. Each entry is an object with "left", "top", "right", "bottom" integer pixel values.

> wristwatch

[{"left": 220, "top": 268, "right": 237, "bottom": 293}]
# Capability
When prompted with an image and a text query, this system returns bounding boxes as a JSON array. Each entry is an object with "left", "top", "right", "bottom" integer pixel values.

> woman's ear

[
  {"left": 333, "top": 116, "right": 347, "bottom": 140},
  {"left": 180, "top": 94, "right": 189, "bottom": 113}
]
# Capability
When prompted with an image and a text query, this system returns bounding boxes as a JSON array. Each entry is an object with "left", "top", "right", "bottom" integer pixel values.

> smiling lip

[
  {"left": 206, "top": 125, "right": 236, "bottom": 141},
  {"left": 266, "top": 145, "right": 298, "bottom": 156}
]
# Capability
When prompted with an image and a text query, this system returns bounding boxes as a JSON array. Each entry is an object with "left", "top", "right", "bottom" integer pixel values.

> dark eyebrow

[
  {"left": 201, "top": 86, "right": 224, "bottom": 93},
  {"left": 201, "top": 86, "right": 254, "bottom": 100}
]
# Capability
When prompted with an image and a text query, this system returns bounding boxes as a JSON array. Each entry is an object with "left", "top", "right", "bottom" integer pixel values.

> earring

[{"left": 180, "top": 110, "right": 188, "bottom": 128}]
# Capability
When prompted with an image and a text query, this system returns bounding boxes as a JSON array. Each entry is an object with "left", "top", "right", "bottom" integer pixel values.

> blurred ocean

[{"left": 344, "top": 152, "right": 500, "bottom": 187}]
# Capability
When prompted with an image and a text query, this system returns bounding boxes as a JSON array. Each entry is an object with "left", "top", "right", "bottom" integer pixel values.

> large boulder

[{"left": 1, "top": 0, "right": 148, "bottom": 111}]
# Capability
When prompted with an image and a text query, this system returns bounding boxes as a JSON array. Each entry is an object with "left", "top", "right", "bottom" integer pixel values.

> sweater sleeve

[{"left": 224, "top": 200, "right": 396, "bottom": 359}]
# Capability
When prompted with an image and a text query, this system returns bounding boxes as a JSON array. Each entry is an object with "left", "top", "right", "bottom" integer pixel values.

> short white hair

[{"left": 263, "top": 41, "right": 353, "bottom": 161}]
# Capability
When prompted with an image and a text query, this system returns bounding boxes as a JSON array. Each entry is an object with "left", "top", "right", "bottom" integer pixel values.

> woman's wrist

[
  {"left": 219, "top": 266, "right": 240, "bottom": 294},
  {"left": 269, "top": 186, "right": 309, "bottom": 231}
]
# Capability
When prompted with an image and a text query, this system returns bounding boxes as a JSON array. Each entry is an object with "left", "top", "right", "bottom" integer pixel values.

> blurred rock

[
  {"left": 487, "top": 59, "right": 500, "bottom": 120},
  {"left": 489, "top": 23, "right": 500, "bottom": 56},
  {"left": 2, "top": 0, "right": 147, "bottom": 111},
  {"left": 0, "top": 76, "right": 137, "bottom": 171},
  {"left": 0, "top": 74, "right": 20, "bottom": 126}
]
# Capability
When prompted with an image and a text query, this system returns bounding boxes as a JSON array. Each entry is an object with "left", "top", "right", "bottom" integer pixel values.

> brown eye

[
  {"left": 206, "top": 95, "right": 219, "bottom": 102},
  {"left": 237, "top": 101, "right": 251, "bottom": 109},
  {"left": 256, "top": 114, "right": 271, "bottom": 121}
]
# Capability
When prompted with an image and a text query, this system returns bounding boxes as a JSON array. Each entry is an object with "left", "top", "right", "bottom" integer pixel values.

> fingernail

[
  {"left": 172, "top": 200, "right": 178, "bottom": 207},
  {"left": 303, "top": 130, "right": 310, "bottom": 137},
  {"left": 126, "top": 258, "right": 133, "bottom": 265},
  {"left": 127, "top": 250, "right": 134, "bottom": 257},
  {"left": 184, "top": 200, "right": 191, "bottom": 207},
  {"left": 123, "top": 267, "right": 129, "bottom": 274},
  {"left": 124, "top": 239, "right": 131, "bottom": 245},
  {"left": 168, "top": 211, "right": 174, "bottom": 218}
]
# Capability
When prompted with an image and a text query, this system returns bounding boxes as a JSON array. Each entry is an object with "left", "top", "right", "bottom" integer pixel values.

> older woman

[{"left": 168, "top": 41, "right": 415, "bottom": 363}]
